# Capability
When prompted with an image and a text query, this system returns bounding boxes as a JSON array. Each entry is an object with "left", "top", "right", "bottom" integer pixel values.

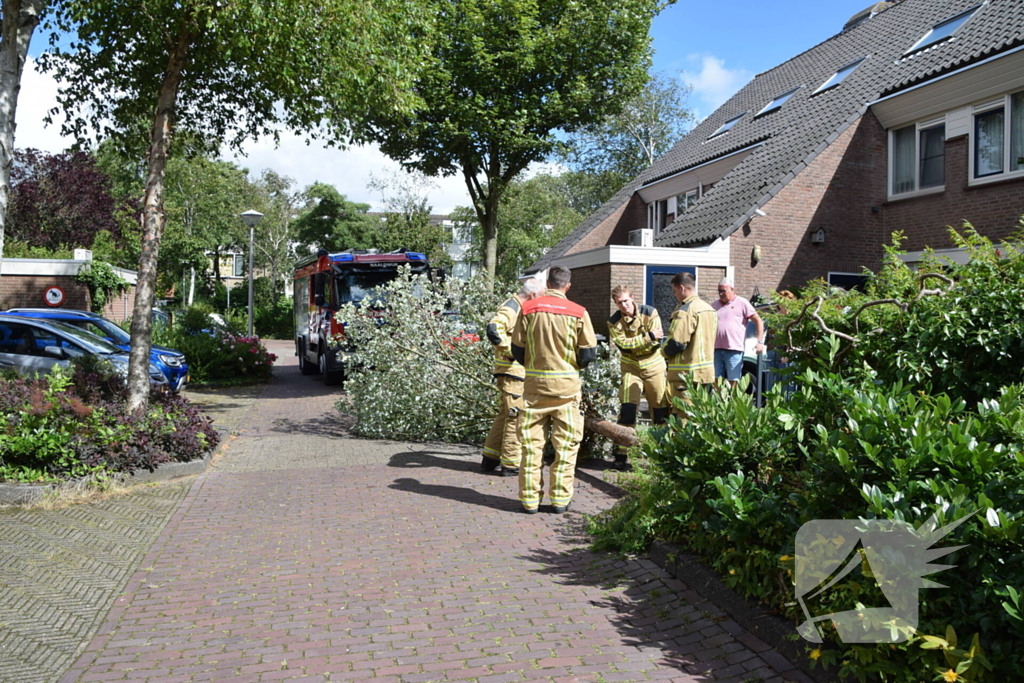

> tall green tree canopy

[
  {"left": 559, "top": 71, "right": 695, "bottom": 213},
  {"left": 39, "top": 0, "right": 432, "bottom": 410},
  {"left": 357, "top": 0, "right": 668, "bottom": 281},
  {"left": 452, "top": 173, "right": 581, "bottom": 284},
  {"left": 292, "top": 182, "right": 378, "bottom": 255}
]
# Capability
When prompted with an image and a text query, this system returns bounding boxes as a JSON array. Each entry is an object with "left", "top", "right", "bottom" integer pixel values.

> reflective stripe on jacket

[
  {"left": 608, "top": 304, "right": 662, "bottom": 368},
  {"left": 512, "top": 290, "right": 598, "bottom": 398},
  {"left": 664, "top": 295, "right": 717, "bottom": 384},
  {"left": 486, "top": 297, "right": 524, "bottom": 379}
]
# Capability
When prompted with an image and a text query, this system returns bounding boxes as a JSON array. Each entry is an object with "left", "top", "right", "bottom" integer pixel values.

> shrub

[
  {"left": 0, "top": 359, "right": 219, "bottom": 482},
  {"left": 152, "top": 304, "right": 276, "bottom": 384},
  {"left": 590, "top": 225, "right": 1024, "bottom": 682}
]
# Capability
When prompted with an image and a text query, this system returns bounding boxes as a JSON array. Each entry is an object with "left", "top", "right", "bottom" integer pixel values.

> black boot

[
  {"left": 481, "top": 455, "right": 499, "bottom": 472},
  {"left": 613, "top": 447, "right": 631, "bottom": 471}
]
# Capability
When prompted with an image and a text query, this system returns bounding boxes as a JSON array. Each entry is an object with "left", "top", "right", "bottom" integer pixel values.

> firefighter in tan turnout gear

[
  {"left": 481, "top": 277, "right": 544, "bottom": 476},
  {"left": 511, "top": 266, "right": 597, "bottom": 514},
  {"left": 607, "top": 285, "right": 669, "bottom": 471},
  {"left": 663, "top": 271, "right": 718, "bottom": 413}
]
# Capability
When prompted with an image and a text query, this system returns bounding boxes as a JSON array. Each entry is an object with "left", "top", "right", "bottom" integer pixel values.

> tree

[
  {"left": 249, "top": 170, "right": 298, "bottom": 294},
  {"left": 292, "top": 182, "right": 379, "bottom": 255},
  {"left": 357, "top": 0, "right": 667, "bottom": 282},
  {"left": 369, "top": 170, "right": 452, "bottom": 269},
  {"left": 0, "top": 0, "right": 51, "bottom": 277},
  {"left": 559, "top": 71, "right": 695, "bottom": 211},
  {"left": 162, "top": 154, "right": 254, "bottom": 301},
  {"left": 8, "top": 147, "right": 119, "bottom": 250},
  {"left": 453, "top": 173, "right": 582, "bottom": 284},
  {"left": 40, "top": 0, "right": 431, "bottom": 411}
]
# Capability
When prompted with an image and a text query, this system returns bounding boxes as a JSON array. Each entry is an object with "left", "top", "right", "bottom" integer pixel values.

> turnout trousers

[
  {"left": 482, "top": 376, "right": 524, "bottom": 469},
  {"left": 618, "top": 354, "right": 668, "bottom": 415},
  {"left": 519, "top": 393, "right": 583, "bottom": 511}
]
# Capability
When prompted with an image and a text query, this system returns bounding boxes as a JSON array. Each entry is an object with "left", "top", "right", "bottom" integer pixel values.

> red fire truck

[{"left": 293, "top": 248, "right": 430, "bottom": 384}]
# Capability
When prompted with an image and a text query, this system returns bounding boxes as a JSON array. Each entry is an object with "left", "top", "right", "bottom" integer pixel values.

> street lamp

[{"left": 240, "top": 210, "right": 264, "bottom": 336}]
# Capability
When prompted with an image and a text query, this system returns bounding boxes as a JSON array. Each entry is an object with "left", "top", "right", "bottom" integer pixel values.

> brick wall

[
  {"left": 101, "top": 287, "right": 137, "bottom": 323},
  {"left": 0, "top": 276, "right": 90, "bottom": 311},
  {"left": 563, "top": 263, "right": 611, "bottom": 336},
  {"left": 697, "top": 266, "right": 727, "bottom": 302},
  {"left": 883, "top": 136, "right": 1024, "bottom": 250},
  {"left": 729, "top": 113, "right": 888, "bottom": 298},
  {"left": 568, "top": 193, "right": 649, "bottom": 254}
]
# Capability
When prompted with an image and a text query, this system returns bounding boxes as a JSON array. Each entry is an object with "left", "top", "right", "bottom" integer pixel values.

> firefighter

[
  {"left": 607, "top": 285, "right": 668, "bottom": 471},
  {"left": 481, "top": 277, "right": 545, "bottom": 476},
  {"left": 511, "top": 266, "right": 597, "bottom": 514},
  {"left": 663, "top": 271, "right": 718, "bottom": 414}
]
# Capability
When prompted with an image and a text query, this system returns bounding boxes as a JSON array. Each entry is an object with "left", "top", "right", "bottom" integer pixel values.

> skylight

[
  {"left": 813, "top": 58, "right": 866, "bottom": 94},
  {"left": 906, "top": 5, "right": 980, "bottom": 54},
  {"left": 757, "top": 87, "right": 802, "bottom": 116},
  {"left": 708, "top": 113, "right": 746, "bottom": 139}
]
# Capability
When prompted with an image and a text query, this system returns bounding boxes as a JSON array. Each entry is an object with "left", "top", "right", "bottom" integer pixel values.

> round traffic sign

[{"left": 44, "top": 286, "right": 66, "bottom": 307}]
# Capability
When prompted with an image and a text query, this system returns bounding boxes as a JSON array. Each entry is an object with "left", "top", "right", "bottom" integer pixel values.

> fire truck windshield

[{"left": 338, "top": 270, "right": 400, "bottom": 304}]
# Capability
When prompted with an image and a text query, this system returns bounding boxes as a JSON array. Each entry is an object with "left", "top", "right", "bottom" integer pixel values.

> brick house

[
  {"left": 0, "top": 252, "right": 137, "bottom": 321},
  {"left": 528, "top": 0, "right": 1024, "bottom": 333}
]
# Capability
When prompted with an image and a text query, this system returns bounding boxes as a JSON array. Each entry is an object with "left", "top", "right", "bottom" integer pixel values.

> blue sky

[
  {"left": 19, "top": 1, "right": 877, "bottom": 211},
  {"left": 651, "top": 0, "right": 876, "bottom": 119}
]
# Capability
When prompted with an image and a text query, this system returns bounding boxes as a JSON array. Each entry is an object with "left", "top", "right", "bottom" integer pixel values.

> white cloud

[
  {"left": 13, "top": 57, "right": 474, "bottom": 214},
  {"left": 230, "top": 135, "right": 472, "bottom": 213},
  {"left": 15, "top": 57, "right": 77, "bottom": 153},
  {"left": 682, "top": 55, "right": 754, "bottom": 120}
]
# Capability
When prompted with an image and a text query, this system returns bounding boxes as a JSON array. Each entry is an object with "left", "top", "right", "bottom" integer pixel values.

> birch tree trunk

[
  {"left": 127, "top": 25, "right": 192, "bottom": 412},
  {"left": 0, "top": 0, "right": 48, "bottom": 286}
]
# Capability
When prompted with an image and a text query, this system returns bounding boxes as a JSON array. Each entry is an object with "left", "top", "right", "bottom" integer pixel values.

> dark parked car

[
  {"left": 0, "top": 314, "right": 168, "bottom": 388},
  {"left": 3, "top": 308, "right": 188, "bottom": 391}
]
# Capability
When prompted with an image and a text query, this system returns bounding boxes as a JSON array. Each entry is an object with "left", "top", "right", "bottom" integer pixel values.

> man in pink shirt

[{"left": 711, "top": 277, "right": 765, "bottom": 387}]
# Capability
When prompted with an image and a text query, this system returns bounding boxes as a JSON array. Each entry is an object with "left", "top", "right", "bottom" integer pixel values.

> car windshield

[
  {"left": 46, "top": 321, "right": 125, "bottom": 355},
  {"left": 337, "top": 270, "right": 399, "bottom": 304},
  {"left": 82, "top": 318, "right": 131, "bottom": 344}
]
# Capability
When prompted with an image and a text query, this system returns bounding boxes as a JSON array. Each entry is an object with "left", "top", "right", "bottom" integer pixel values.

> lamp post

[{"left": 240, "top": 210, "right": 264, "bottom": 336}]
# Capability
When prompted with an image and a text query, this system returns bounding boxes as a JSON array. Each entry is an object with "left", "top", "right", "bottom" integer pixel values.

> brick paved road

[{"left": 57, "top": 341, "right": 809, "bottom": 683}]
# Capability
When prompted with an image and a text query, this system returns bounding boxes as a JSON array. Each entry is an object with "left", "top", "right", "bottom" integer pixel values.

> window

[
  {"left": 906, "top": 6, "right": 980, "bottom": 55},
  {"left": 233, "top": 254, "right": 244, "bottom": 277},
  {"left": 757, "top": 86, "right": 801, "bottom": 116},
  {"left": 813, "top": 58, "right": 866, "bottom": 94},
  {"left": 971, "top": 91, "right": 1024, "bottom": 181},
  {"left": 708, "top": 113, "right": 745, "bottom": 139},
  {"left": 676, "top": 189, "right": 699, "bottom": 213},
  {"left": 890, "top": 120, "right": 945, "bottom": 195},
  {"left": 648, "top": 199, "right": 671, "bottom": 235}
]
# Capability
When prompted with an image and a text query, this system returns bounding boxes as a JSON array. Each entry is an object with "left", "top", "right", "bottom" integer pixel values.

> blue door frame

[{"left": 645, "top": 265, "right": 696, "bottom": 308}]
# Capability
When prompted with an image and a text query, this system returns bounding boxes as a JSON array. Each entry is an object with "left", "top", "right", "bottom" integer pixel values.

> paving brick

[{"left": 11, "top": 348, "right": 803, "bottom": 683}]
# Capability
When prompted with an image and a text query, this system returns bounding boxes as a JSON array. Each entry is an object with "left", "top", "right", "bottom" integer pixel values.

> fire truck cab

[{"left": 293, "top": 248, "right": 430, "bottom": 384}]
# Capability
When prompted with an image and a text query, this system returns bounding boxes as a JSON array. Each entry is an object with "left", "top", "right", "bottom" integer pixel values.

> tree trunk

[
  {"left": 481, "top": 207, "right": 498, "bottom": 282},
  {"left": 0, "top": 0, "right": 47, "bottom": 286},
  {"left": 584, "top": 415, "right": 639, "bottom": 448},
  {"left": 127, "top": 27, "right": 192, "bottom": 412},
  {"left": 187, "top": 265, "right": 195, "bottom": 306}
]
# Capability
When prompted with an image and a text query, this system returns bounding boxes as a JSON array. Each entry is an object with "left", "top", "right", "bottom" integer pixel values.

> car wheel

[
  {"left": 298, "top": 341, "right": 317, "bottom": 375},
  {"left": 319, "top": 350, "right": 344, "bottom": 386}
]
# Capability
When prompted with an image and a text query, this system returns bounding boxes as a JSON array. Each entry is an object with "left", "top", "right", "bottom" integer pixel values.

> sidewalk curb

[
  {"left": 0, "top": 438, "right": 222, "bottom": 506},
  {"left": 574, "top": 468, "right": 843, "bottom": 683}
]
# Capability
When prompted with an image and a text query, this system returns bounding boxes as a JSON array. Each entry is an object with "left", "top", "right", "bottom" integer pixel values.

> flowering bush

[
  {"left": 0, "top": 358, "right": 219, "bottom": 482},
  {"left": 154, "top": 306, "right": 276, "bottom": 384},
  {"left": 336, "top": 269, "right": 620, "bottom": 444}
]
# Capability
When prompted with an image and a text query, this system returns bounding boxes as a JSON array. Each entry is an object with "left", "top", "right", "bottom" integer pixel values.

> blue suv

[{"left": 4, "top": 309, "right": 189, "bottom": 392}]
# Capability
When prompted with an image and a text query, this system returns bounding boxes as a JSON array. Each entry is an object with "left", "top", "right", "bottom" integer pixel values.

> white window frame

[
  {"left": 233, "top": 254, "right": 245, "bottom": 277},
  {"left": 708, "top": 113, "right": 746, "bottom": 139},
  {"left": 756, "top": 86, "right": 802, "bottom": 116},
  {"left": 968, "top": 89, "right": 1024, "bottom": 186},
  {"left": 887, "top": 116, "right": 946, "bottom": 201},
  {"left": 675, "top": 187, "right": 700, "bottom": 214},
  {"left": 905, "top": 5, "right": 981, "bottom": 56},
  {"left": 813, "top": 58, "right": 867, "bottom": 95}
]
